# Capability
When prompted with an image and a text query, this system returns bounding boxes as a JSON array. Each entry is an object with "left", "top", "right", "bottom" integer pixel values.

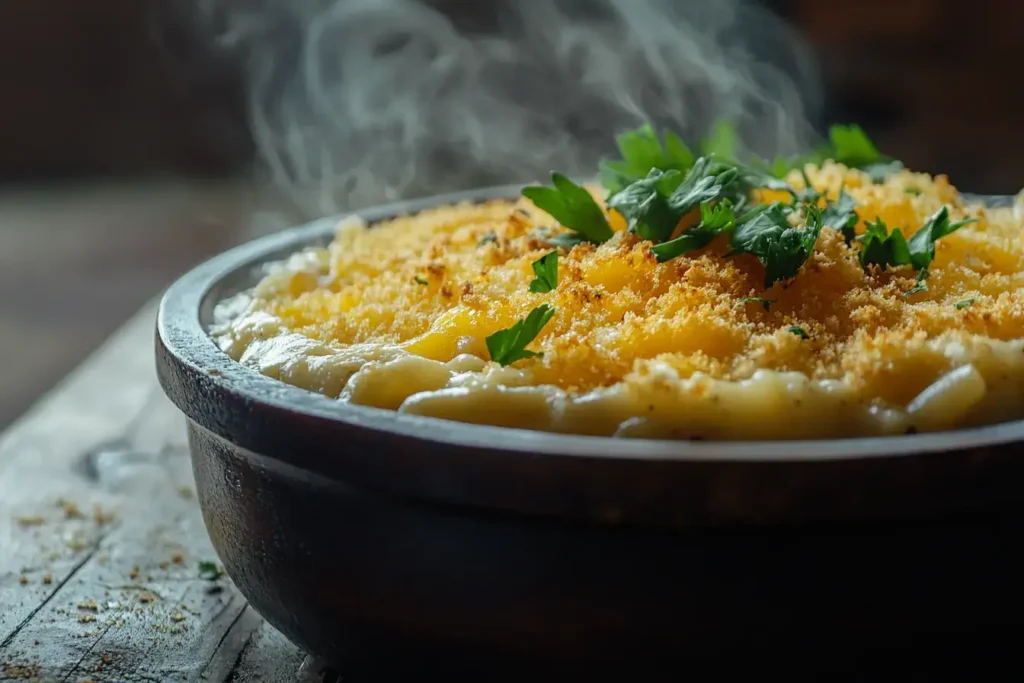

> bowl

[{"left": 156, "top": 186, "right": 1024, "bottom": 681}]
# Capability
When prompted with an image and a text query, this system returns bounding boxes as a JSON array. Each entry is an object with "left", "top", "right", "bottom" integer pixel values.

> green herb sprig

[
  {"left": 954, "top": 298, "right": 977, "bottom": 310},
  {"left": 528, "top": 251, "right": 558, "bottom": 293},
  {"left": 607, "top": 158, "right": 741, "bottom": 243},
  {"left": 522, "top": 174, "right": 614, "bottom": 245},
  {"left": 485, "top": 304, "right": 555, "bottom": 366},
  {"left": 198, "top": 561, "right": 224, "bottom": 581},
  {"left": 741, "top": 296, "right": 774, "bottom": 311},
  {"left": 524, "top": 120, "right": 906, "bottom": 294},
  {"left": 788, "top": 325, "right": 810, "bottom": 340},
  {"left": 599, "top": 124, "right": 695, "bottom": 194},
  {"left": 729, "top": 202, "right": 824, "bottom": 288},
  {"left": 650, "top": 199, "right": 738, "bottom": 262},
  {"left": 857, "top": 207, "right": 976, "bottom": 293}
]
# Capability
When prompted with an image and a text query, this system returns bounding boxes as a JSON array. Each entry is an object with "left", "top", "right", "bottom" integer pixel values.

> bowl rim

[{"left": 157, "top": 184, "right": 1024, "bottom": 465}]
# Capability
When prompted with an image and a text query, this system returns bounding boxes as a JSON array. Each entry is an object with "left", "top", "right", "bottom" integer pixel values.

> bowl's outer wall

[{"left": 190, "top": 421, "right": 1024, "bottom": 678}]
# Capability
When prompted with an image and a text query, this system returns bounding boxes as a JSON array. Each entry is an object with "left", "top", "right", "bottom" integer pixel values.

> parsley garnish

[
  {"left": 414, "top": 275, "right": 429, "bottom": 285},
  {"left": 606, "top": 168, "right": 686, "bottom": 242},
  {"left": 828, "top": 124, "right": 884, "bottom": 168},
  {"left": 762, "top": 124, "right": 900, "bottom": 180},
  {"left": 788, "top": 325, "right": 810, "bottom": 339},
  {"left": 741, "top": 296, "right": 774, "bottom": 311},
  {"left": 700, "top": 120, "right": 738, "bottom": 160},
  {"left": 599, "top": 124, "right": 695, "bottom": 193},
  {"left": 730, "top": 202, "right": 823, "bottom": 288},
  {"left": 650, "top": 199, "right": 737, "bottom": 262},
  {"left": 954, "top": 298, "right": 977, "bottom": 310},
  {"left": 821, "top": 189, "right": 859, "bottom": 243},
  {"left": 906, "top": 206, "right": 977, "bottom": 272},
  {"left": 528, "top": 251, "right": 558, "bottom": 293},
  {"left": 858, "top": 217, "right": 912, "bottom": 270},
  {"left": 607, "top": 158, "right": 740, "bottom": 243},
  {"left": 522, "top": 173, "right": 614, "bottom": 244},
  {"left": 485, "top": 304, "right": 555, "bottom": 366},
  {"left": 857, "top": 207, "right": 976, "bottom": 292},
  {"left": 905, "top": 271, "right": 930, "bottom": 297},
  {"left": 198, "top": 561, "right": 224, "bottom": 581}
]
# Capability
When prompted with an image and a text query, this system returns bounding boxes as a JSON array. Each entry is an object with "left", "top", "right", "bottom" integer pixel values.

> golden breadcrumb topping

[{"left": 236, "top": 162, "right": 1024, "bottom": 412}]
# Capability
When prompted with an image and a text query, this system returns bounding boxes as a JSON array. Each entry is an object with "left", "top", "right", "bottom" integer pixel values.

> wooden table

[{"left": 0, "top": 303, "right": 332, "bottom": 682}]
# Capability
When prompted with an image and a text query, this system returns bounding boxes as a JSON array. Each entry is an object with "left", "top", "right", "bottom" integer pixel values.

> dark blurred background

[{"left": 0, "top": 0, "right": 1019, "bottom": 427}]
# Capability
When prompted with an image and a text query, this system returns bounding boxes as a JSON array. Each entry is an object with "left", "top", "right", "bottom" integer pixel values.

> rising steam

[{"left": 191, "top": 0, "right": 822, "bottom": 219}]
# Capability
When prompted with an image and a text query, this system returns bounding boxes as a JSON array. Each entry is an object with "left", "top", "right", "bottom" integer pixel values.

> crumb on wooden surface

[
  {"left": 177, "top": 484, "right": 194, "bottom": 499},
  {"left": 169, "top": 610, "right": 186, "bottom": 622},
  {"left": 129, "top": 565, "right": 140, "bottom": 580},
  {"left": 66, "top": 534, "right": 88, "bottom": 551},
  {"left": 78, "top": 614, "right": 96, "bottom": 623},
  {"left": 3, "top": 663, "right": 42, "bottom": 679},
  {"left": 171, "top": 553, "right": 184, "bottom": 565},
  {"left": 77, "top": 599, "right": 99, "bottom": 611},
  {"left": 93, "top": 505, "right": 116, "bottom": 525},
  {"left": 16, "top": 515, "right": 45, "bottom": 526},
  {"left": 18, "top": 574, "right": 28, "bottom": 584},
  {"left": 138, "top": 592, "right": 156, "bottom": 603},
  {"left": 42, "top": 573, "right": 53, "bottom": 584},
  {"left": 60, "top": 499, "right": 83, "bottom": 518}
]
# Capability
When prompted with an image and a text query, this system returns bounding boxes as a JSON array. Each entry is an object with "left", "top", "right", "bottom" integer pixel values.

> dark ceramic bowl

[{"left": 156, "top": 187, "right": 1024, "bottom": 681}]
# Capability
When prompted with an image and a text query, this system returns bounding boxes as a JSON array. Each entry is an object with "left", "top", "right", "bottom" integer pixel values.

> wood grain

[{"left": 0, "top": 304, "right": 328, "bottom": 682}]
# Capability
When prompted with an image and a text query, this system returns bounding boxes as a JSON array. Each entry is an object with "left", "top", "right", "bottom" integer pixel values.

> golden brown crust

[{"left": 220, "top": 162, "right": 1024, "bottom": 432}]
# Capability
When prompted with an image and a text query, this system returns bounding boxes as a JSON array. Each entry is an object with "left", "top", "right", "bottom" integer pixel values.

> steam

[{"left": 192, "top": 0, "right": 822, "bottom": 219}]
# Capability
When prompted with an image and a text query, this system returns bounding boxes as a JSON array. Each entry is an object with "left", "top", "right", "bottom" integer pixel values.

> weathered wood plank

[
  {"left": 0, "top": 304, "right": 309, "bottom": 682},
  {"left": 218, "top": 618, "right": 313, "bottom": 683}
]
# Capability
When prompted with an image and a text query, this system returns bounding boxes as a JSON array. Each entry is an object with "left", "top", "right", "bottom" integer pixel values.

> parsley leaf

[
  {"left": 486, "top": 304, "right": 556, "bottom": 366},
  {"left": 522, "top": 173, "right": 614, "bottom": 244},
  {"left": 828, "top": 124, "right": 884, "bottom": 168},
  {"left": 826, "top": 125, "right": 905, "bottom": 181},
  {"left": 198, "top": 561, "right": 224, "bottom": 581},
  {"left": 763, "top": 124, "right": 899, "bottom": 180},
  {"left": 651, "top": 199, "right": 736, "bottom": 262},
  {"left": 821, "top": 189, "right": 859, "bottom": 243},
  {"left": 788, "top": 325, "right": 810, "bottom": 340},
  {"left": 528, "top": 251, "right": 558, "bottom": 293},
  {"left": 905, "top": 271, "right": 929, "bottom": 297},
  {"left": 741, "top": 296, "right": 774, "bottom": 310},
  {"left": 856, "top": 209, "right": 975, "bottom": 295},
  {"left": 857, "top": 207, "right": 975, "bottom": 277},
  {"left": 414, "top": 275, "right": 429, "bottom": 285},
  {"left": 730, "top": 202, "right": 823, "bottom": 288},
  {"left": 606, "top": 168, "right": 686, "bottom": 242},
  {"left": 669, "top": 158, "right": 740, "bottom": 220},
  {"left": 599, "top": 124, "right": 695, "bottom": 193},
  {"left": 608, "top": 157, "right": 741, "bottom": 244},
  {"left": 906, "top": 206, "right": 977, "bottom": 272},
  {"left": 700, "top": 121, "right": 738, "bottom": 161},
  {"left": 858, "top": 217, "right": 912, "bottom": 270},
  {"left": 954, "top": 298, "right": 977, "bottom": 310}
]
